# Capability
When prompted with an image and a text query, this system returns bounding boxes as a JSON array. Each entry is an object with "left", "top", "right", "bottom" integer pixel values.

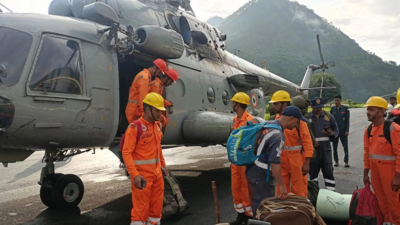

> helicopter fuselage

[{"left": 0, "top": 0, "right": 305, "bottom": 160}]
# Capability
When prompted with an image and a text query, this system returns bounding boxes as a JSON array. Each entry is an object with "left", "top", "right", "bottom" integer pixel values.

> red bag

[{"left": 349, "top": 182, "right": 383, "bottom": 225}]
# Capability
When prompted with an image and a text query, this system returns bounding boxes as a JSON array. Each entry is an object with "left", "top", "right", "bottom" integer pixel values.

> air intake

[{"left": 244, "top": 75, "right": 259, "bottom": 85}]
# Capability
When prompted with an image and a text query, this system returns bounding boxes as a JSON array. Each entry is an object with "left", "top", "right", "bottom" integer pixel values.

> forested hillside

[
  {"left": 217, "top": 0, "right": 400, "bottom": 101},
  {"left": 206, "top": 16, "right": 224, "bottom": 28}
]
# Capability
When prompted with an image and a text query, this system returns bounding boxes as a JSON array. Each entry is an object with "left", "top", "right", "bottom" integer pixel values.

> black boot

[{"left": 230, "top": 213, "right": 252, "bottom": 225}]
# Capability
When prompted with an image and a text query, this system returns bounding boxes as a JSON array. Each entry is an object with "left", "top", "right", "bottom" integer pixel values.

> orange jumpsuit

[
  {"left": 231, "top": 111, "right": 256, "bottom": 217},
  {"left": 275, "top": 114, "right": 313, "bottom": 197},
  {"left": 122, "top": 117, "right": 166, "bottom": 225},
  {"left": 364, "top": 122, "right": 400, "bottom": 224},
  {"left": 126, "top": 69, "right": 152, "bottom": 124},
  {"left": 149, "top": 77, "right": 172, "bottom": 127}
]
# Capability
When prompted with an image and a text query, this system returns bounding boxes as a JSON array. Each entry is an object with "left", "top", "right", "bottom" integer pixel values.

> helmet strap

[
  {"left": 278, "top": 102, "right": 284, "bottom": 114},
  {"left": 163, "top": 77, "right": 171, "bottom": 86},
  {"left": 152, "top": 68, "right": 158, "bottom": 81},
  {"left": 150, "top": 107, "right": 157, "bottom": 122},
  {"left": 233, "top": 102, "right": 238, "bottom": 113}
]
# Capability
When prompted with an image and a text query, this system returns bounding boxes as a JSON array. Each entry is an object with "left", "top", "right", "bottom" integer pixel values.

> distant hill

[
  {"left": 218, "top": 0, "right": 400, "bottom": 101},
  {"left": 206, "top": 16, "right": 225, "bottom": 28}
]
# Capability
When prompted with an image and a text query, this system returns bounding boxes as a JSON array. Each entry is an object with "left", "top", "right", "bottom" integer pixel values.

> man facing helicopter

[
  {"left": 125, "top": 59, "right": 167, "bottom": 124},
  {"left": 149, "top": 68, "right": 179, "bottom": 127}
]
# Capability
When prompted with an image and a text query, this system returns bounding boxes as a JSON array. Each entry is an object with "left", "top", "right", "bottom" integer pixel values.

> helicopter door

[{"left": 25, "top": 34, "right": 91, "bottom": 147}]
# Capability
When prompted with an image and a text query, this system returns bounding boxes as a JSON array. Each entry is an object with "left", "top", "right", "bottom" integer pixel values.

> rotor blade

[
  {"left": 317, "top": 34, "right": 324, "bottom": 64},
  {"left": 0, "top": 3, "right": 13, "bottom": 12}
]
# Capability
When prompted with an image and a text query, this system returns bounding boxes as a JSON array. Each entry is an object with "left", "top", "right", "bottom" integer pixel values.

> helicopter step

[{"left": 38, "top": 149, "right": 84, "bottom": 209}]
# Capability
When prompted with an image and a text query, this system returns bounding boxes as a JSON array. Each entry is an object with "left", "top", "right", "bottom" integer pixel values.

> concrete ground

[{"left": 0, "top": 108, "right": 367, "bottom": 225}]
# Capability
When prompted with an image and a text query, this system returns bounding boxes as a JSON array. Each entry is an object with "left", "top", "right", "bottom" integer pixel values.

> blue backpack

[{"left": 227, "top": 122, "right": 283, "bottom": 181}]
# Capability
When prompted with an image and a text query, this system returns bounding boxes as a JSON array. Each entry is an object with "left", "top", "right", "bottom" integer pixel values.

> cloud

[
  {"left": 296, "top": 0, "right": 400, "bottom": 62},
  {"left": 191, "top": 0, "right": 249, "bottom": 21},
  {"left": 292, "top": 8, "right": 321, "bottom": 27},
  {"left": 332, "top": 18, "right": 351, "bottom": 26},
  {"left": 0, "top": 0, "right": 51, "bottom": 14}
]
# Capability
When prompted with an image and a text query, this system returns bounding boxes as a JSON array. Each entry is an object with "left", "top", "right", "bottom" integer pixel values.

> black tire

[
  {"left": 39, "top": 173, "right": 64, "bottom": 208},
  {"left": 40, "top": 186, "right": 54, "bottom": 208},
  {"left": 52, "top": 174, "right": 84, "bottom": 209}
]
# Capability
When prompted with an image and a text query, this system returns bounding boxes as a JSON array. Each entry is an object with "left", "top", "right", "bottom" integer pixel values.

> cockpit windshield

[{"left": 0, "top": 27, "right": 33, "bottom": 86}]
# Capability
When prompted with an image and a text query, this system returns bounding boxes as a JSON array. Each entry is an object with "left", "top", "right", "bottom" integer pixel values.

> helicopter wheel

[
  {"left": 40, "top": 173, "right": 64, "bottom": 208},
  {"left": 51, "top": 174, "right": 84, "bottom": 209},
  {"left": 40, "top": 186, "right": 54, "bottom": 208}
]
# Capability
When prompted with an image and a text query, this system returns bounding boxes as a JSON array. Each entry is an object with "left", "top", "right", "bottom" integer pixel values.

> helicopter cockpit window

[
  {"left": 0, "top": 27, "right": 33, "bottom": 87},
  {"left": 29, "top": 36, "right": 83, "bottom": 95}
]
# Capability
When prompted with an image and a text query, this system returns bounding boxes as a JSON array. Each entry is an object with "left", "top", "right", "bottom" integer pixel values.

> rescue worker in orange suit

[
  {"left": 363, "top": 96, "right": 400, "bottom": 224},
  {"left": 229, "top": 92, "right": 256, "bottom": 225},
  {"left": 125, "top": 59, "right": 167, "bottom": 124},
  {"left": 269, "top": 90, "right": 313, "bottom": 197},
  {"left": 122, "top": 93, "right": 169, "bottom": 225},
  {"left": 149, "top": 68, "right": 179, "bottom": 127}
]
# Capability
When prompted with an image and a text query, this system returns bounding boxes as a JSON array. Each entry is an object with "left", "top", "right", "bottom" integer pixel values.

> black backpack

[{"left": 366, "top": 110, "right": 400, "bottom": 145}]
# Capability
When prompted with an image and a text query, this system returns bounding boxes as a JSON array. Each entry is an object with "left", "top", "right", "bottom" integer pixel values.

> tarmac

[{"left": 0, "top": 108, "right": 367, "bottom": 225}]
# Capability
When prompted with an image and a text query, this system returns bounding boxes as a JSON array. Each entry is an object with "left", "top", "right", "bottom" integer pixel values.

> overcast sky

[{"left": 1, "top": 0, "right": 399, "bottom": 63}]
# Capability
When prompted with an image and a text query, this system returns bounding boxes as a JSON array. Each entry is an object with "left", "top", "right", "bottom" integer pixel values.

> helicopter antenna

[{"left": 0, "top": 2, "right": 13, "bottom": 12}]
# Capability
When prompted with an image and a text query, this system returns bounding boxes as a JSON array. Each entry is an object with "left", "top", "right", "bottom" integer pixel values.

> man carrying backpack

[
  {"left": 363, "top": 96, "right": 400, "bottom": 224},
  {"left": 229, "top": 92, "right": 257, "bottom": 225},
  {"left": 245, "top": 106, "right": 308, "bottom": 216},
  {"left": 122, "top": 92, "right": 168, "bottom": 225},
  {"left": 309, "top": 97, "right": 339, "bottom": 191},
  {"left": 269, "top": 91, "right": 314, "bottom": 198}
]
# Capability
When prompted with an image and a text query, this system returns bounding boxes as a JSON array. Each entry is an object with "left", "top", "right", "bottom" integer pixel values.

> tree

[{"left": 309, "top": 73, "right": 342, "bottom": 102}]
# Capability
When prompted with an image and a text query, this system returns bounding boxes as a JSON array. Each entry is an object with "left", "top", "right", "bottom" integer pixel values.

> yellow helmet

[
  {"left": 396, "top": 89, "right": 400, "bottom": 108},
  {"left": 142, "top": 92, "right": 166, "bottom": 111},
  {"left": 364, "top": 96, "right": 388, "bottom": 110},
  {"left": 269, "top": 90, "right": 291, "bottom": 103},
  {"left": 231, "top": 92, "right": 250, "bottom": 105}
]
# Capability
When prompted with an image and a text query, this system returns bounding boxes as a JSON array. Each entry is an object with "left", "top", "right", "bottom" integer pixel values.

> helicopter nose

[{"left": 0, "top": 96, "right": 15, "bottom": 137}]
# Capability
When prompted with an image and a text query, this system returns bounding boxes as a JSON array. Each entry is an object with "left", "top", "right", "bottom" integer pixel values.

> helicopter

[{"left": 0, "top": 0, "right": 335, "bottom": 209}]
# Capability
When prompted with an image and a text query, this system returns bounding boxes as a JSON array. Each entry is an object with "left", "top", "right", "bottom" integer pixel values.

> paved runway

[{"left": 0, "top": 108, "right": 367, "bottom": 225}]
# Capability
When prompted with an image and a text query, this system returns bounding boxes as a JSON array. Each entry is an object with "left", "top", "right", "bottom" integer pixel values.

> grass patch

[{"left": 349, "top": 104, "right": 364, "bottom": 108}]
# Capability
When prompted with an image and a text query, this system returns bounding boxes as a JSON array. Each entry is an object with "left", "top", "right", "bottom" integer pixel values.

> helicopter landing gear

[{"left": 39, "top": 149, "right": 84, "bottom": 209}]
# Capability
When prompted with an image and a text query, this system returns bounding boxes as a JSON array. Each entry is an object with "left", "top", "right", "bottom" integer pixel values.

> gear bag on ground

[
  {"left": 162, "top": 172, "right": 189, "bottom": 219},
  {"left": 256, "top": 195, "right": 326, "bottom": 225}
]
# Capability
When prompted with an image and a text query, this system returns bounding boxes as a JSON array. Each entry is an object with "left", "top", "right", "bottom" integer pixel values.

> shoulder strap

[
  {"left": 119, "top": 121, "right": 142, "bottom": 151},
  {"left": 295, "top": 123, "right": 304, "bottom": 153},
  {"left": 133, "top": 120, "right": 142, "bottom": 143},
  {"left": 295, "top": 124, "right": 302, "bottom": 140},
  {"left": 367, "top": 123, "right": 373, "bottom": 142},
  {"left": 264, "top": 124, "right": 283, "bottom": 132},
  {"left": 383, "top": 120, "right": 392, "bottom": 145}
]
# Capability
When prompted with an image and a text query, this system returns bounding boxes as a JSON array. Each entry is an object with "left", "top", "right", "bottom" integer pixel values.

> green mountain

[
  {"left": 206, "top": 16, "right": 225, "bottom": 28},
  {"left": 218, "top": 0, "right": 400, "bottom": 101}
]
